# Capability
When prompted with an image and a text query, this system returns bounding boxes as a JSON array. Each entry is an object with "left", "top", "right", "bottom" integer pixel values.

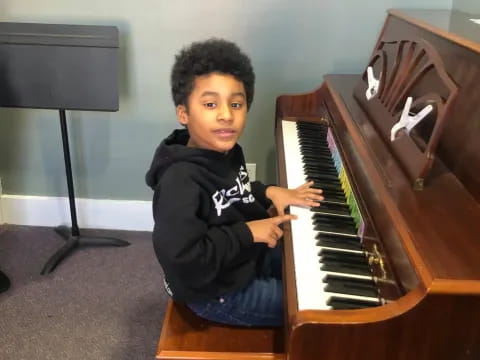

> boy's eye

[
  {"left": 231, "top": 102, "right": 243, "bottom": 109},
  {"left": 204, "top": 102, "right": 216, "bottom": 108}
]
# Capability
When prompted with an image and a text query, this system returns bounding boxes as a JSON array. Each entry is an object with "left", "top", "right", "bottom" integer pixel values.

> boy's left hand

[{"left": 265, "top": 181, "right": 324, "bottom": 216}]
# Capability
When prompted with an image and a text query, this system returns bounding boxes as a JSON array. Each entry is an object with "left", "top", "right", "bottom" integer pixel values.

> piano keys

[
  {"left": 282, "top": 120, "right": 382, "bottom": 310},
  {"left": 275, "top": 8, "right": 480, "bottom": 360}
]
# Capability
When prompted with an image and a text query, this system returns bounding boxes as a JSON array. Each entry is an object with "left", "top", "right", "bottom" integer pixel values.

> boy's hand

[
  {"left": 246, "top": 214, "right": 297, "bottom": 248},
  {"left": 266, "top": 181, "right": 324, "bottom": 216}
]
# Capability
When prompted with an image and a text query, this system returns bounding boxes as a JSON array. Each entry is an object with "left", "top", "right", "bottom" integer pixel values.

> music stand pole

[{"left": 41, "top": 109, "right": 130, "bottom": 275}]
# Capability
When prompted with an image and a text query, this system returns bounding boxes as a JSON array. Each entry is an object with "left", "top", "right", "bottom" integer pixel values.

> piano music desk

[{"left": 156, "top": 299, "right": 285, "bottom": 360}]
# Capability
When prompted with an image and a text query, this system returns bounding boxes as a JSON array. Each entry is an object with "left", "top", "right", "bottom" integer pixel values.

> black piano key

[
  {"left": 304, "top": 164, "right": 337, "bottom": 172},
  {"left": 314, "top": 217, "right": 357, "bottom": 232},
  {"left": 321, "top": 200, "right": 349, "bottom": 207},
  {"left": 299, "top": 139, "right": 329, "bottom": 145},
  {"left": 302, "top": 156, "right": 333, "bottom": 164},
  {"left": 310, "top": 182, "right": 344, "bottom": 192},
  {"left": 321, "top": 262, "right": 372, "bottom": 276},
  {"left": 299, "top": 138, "right": 328, "bottom": 144},
  {"left": 298, "top": 128, "right": 327, "bottom": 135},
  {"left": 319, "top": 190, "right": 346, "bottom": 198},
  {"left": 319, "top": 194, "right": 347, "bottom": 203},
  {"left": 305, "top": 176, "right": 342, "bottom": 184},
  {"left": 305, "top": 171, "right": 339, "bottom": 179},
  {"left": 321, "top": 260, "right": 372, "bottom": 276},
  {"left": 315, "top": 231, "right": 361, "bottom": 241},
  {"left": 313, "top": 220, "right": 357, "bottom": 234},
  {"left": 311, "top": 203, "right": 350, "bottom": 216},
  {"left": 299, "top": 131, "right": 327, "bottom": 137},
  {"left": 313, "top": 199, "right": 349, "bottom": 207},
  {"left": 302, "top": 154, "right": 334, "bottom": 161},
  {"left": 323, "top": 275, "right": 378, "bottom": 298},
  {"left": 312, "top": 211, "right": 354, "bottom": 221},
  {"left": 299, "top": 130, "right": 328, "bottom": 136},
  {"left": 310, "top": 183, "right": 343, "bottom": 192},
  {"left": 314, "top": 224, "right": 354, "bottom": 234},
  {"left": 301, "top": 148, "right": 331, "bottom": 155},
  {"left": 327, "top": 297, "right": 380, "bottom": 310},
  {"left": 321, "top": 194, "right": 347, "bottom": 203},
  {"left": 320, "top": 249, "right": 371, "bottom": 275},
  {"left": 314, "top": 192, "right": 345, "bottom": 202},
  {"left": 301, "top": 148, "right": 330, "bottom": 154},
  {"left": 306, "top": 172, "right": 339, "bottom": 180},
  {"left": 307, "top": 176, "right": 341, "bottom": 185},
  {"left": 313, "top": 218, "right": 357, "bottom": 234},
  {"left": 313, "top": 214, "right": 356, "bottom": 226},
  {"left": 305, "top": 169, "right": 339, "bottom": 178},
  {"left": 302, "top": 151, "right": 330, "bottom": 156},
  {"left": 315, "top": 224, "right": 357, "bottom": 235},
  {"left": 316, "top": 233, "right": 363, "bottom": 250},
  {"left": 302, "top": 154, "right": 333, "bottom": 160},
  {"left": 301, "top": 147, "right": 330, "bottom": 153},
  {"left": 311, "top": 207, "right": 350, "bottom": 217},
  {"left": 319, "top": 248, "right": 366, "bottom": 262},
  {"left": 312, "top": 214, "right": 356, "bottom": 227}
]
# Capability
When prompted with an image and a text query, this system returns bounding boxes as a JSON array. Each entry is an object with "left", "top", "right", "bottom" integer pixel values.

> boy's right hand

[{"left": 246, "top": 214, "right": 297, "bottom": 248}]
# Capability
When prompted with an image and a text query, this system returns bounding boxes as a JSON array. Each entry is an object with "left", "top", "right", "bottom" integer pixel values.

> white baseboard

[{"left": 0, "top": 195, "right": 153, "bottom": 232}]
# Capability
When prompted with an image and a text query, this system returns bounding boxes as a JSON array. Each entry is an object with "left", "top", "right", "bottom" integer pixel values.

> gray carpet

[{"left": 0, "top": 224, "right": 167, "bottom": 360}]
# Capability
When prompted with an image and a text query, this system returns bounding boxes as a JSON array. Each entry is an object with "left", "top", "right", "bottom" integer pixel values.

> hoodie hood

[{"left": 145, "top": 129, "right": 239, "bottom": 189}]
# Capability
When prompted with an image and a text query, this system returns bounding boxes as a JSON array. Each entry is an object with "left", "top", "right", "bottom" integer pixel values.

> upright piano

[{"left": 276, "top": 8, "right": 480, "bottom": 360}]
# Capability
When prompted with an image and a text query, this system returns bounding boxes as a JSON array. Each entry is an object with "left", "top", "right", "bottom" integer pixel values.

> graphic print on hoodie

[{"left": 146, "top": 129, "right": 272, "bottom": 303}]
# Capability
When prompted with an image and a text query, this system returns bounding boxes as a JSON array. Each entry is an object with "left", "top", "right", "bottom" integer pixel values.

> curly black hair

[{"left": 170, "top": 38, "right": 255, "bottom": 111}]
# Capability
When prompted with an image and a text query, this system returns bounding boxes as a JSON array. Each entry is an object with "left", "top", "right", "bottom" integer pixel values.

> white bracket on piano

[
  {"left": 390, "top": 97, "right": 433, "bottom": 141},
  {"left": 366, "top": 66, "right": 380, "bottom": 100}
]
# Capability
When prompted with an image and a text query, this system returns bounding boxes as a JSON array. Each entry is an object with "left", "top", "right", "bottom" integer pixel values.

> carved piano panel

[
  {"left": 378, "top": 10, "right": 480, "bottom": 202},
  {"left": 353, "top": 38, "right": 458, "bottom": 190}
]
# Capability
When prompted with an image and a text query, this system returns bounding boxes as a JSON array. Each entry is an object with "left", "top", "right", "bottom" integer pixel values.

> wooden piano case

[{"left": 275, "top": 9, "right": 480, "bottom": 360}]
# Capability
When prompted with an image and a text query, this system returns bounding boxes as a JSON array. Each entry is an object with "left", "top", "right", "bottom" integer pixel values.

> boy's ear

[{"left": 176, "top": 105, "right": 189, "bottom": 126}]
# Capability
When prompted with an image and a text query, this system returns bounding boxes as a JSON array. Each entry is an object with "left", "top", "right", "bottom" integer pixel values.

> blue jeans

[{"left": 187, "top": 246, "right": 284, "bottom": 327}]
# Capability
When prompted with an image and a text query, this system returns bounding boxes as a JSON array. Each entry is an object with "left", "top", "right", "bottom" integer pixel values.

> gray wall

[
  {"left": 453, "top": 0, "right": 480, "bottom": 13},
  {"left": 0, "top": 0, "right": 452, "bottom": 201}
]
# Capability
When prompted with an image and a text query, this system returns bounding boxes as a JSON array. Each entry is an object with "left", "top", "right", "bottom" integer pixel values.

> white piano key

[{"left": 282, "top": 120, "right": 307, "bottom": 188}]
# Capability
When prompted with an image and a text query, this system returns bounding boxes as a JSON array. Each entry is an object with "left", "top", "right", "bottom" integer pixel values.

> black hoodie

[{"left": 146, "top": 129, "right": 272, "bottom": 303}]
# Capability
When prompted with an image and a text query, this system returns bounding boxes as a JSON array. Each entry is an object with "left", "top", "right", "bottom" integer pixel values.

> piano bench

[{"left": 156, "top": 299, "right": 285, "bottom": 360}]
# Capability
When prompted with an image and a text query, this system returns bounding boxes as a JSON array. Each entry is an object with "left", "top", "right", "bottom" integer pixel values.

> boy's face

[{"left": 176, "top": 73, "right": 247, "bottom": 153}]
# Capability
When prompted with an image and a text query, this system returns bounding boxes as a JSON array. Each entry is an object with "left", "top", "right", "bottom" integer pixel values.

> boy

[{"left": 146, "top": 38, "right": 323, "bottom": 327}]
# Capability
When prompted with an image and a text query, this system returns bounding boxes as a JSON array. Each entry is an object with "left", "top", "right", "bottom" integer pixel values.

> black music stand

[{"left": 0, "top": 22, "right": 130, "bottom": 274}]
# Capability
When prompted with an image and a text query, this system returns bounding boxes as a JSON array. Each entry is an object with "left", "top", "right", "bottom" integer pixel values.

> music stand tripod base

[{"left": 41, "top": 225, "right": 130, "bottom": 275}]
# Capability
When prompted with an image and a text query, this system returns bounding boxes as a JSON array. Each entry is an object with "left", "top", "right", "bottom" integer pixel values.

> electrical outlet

[{"left": 246, "top": 163, "right": 256, "bottom": 181}]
